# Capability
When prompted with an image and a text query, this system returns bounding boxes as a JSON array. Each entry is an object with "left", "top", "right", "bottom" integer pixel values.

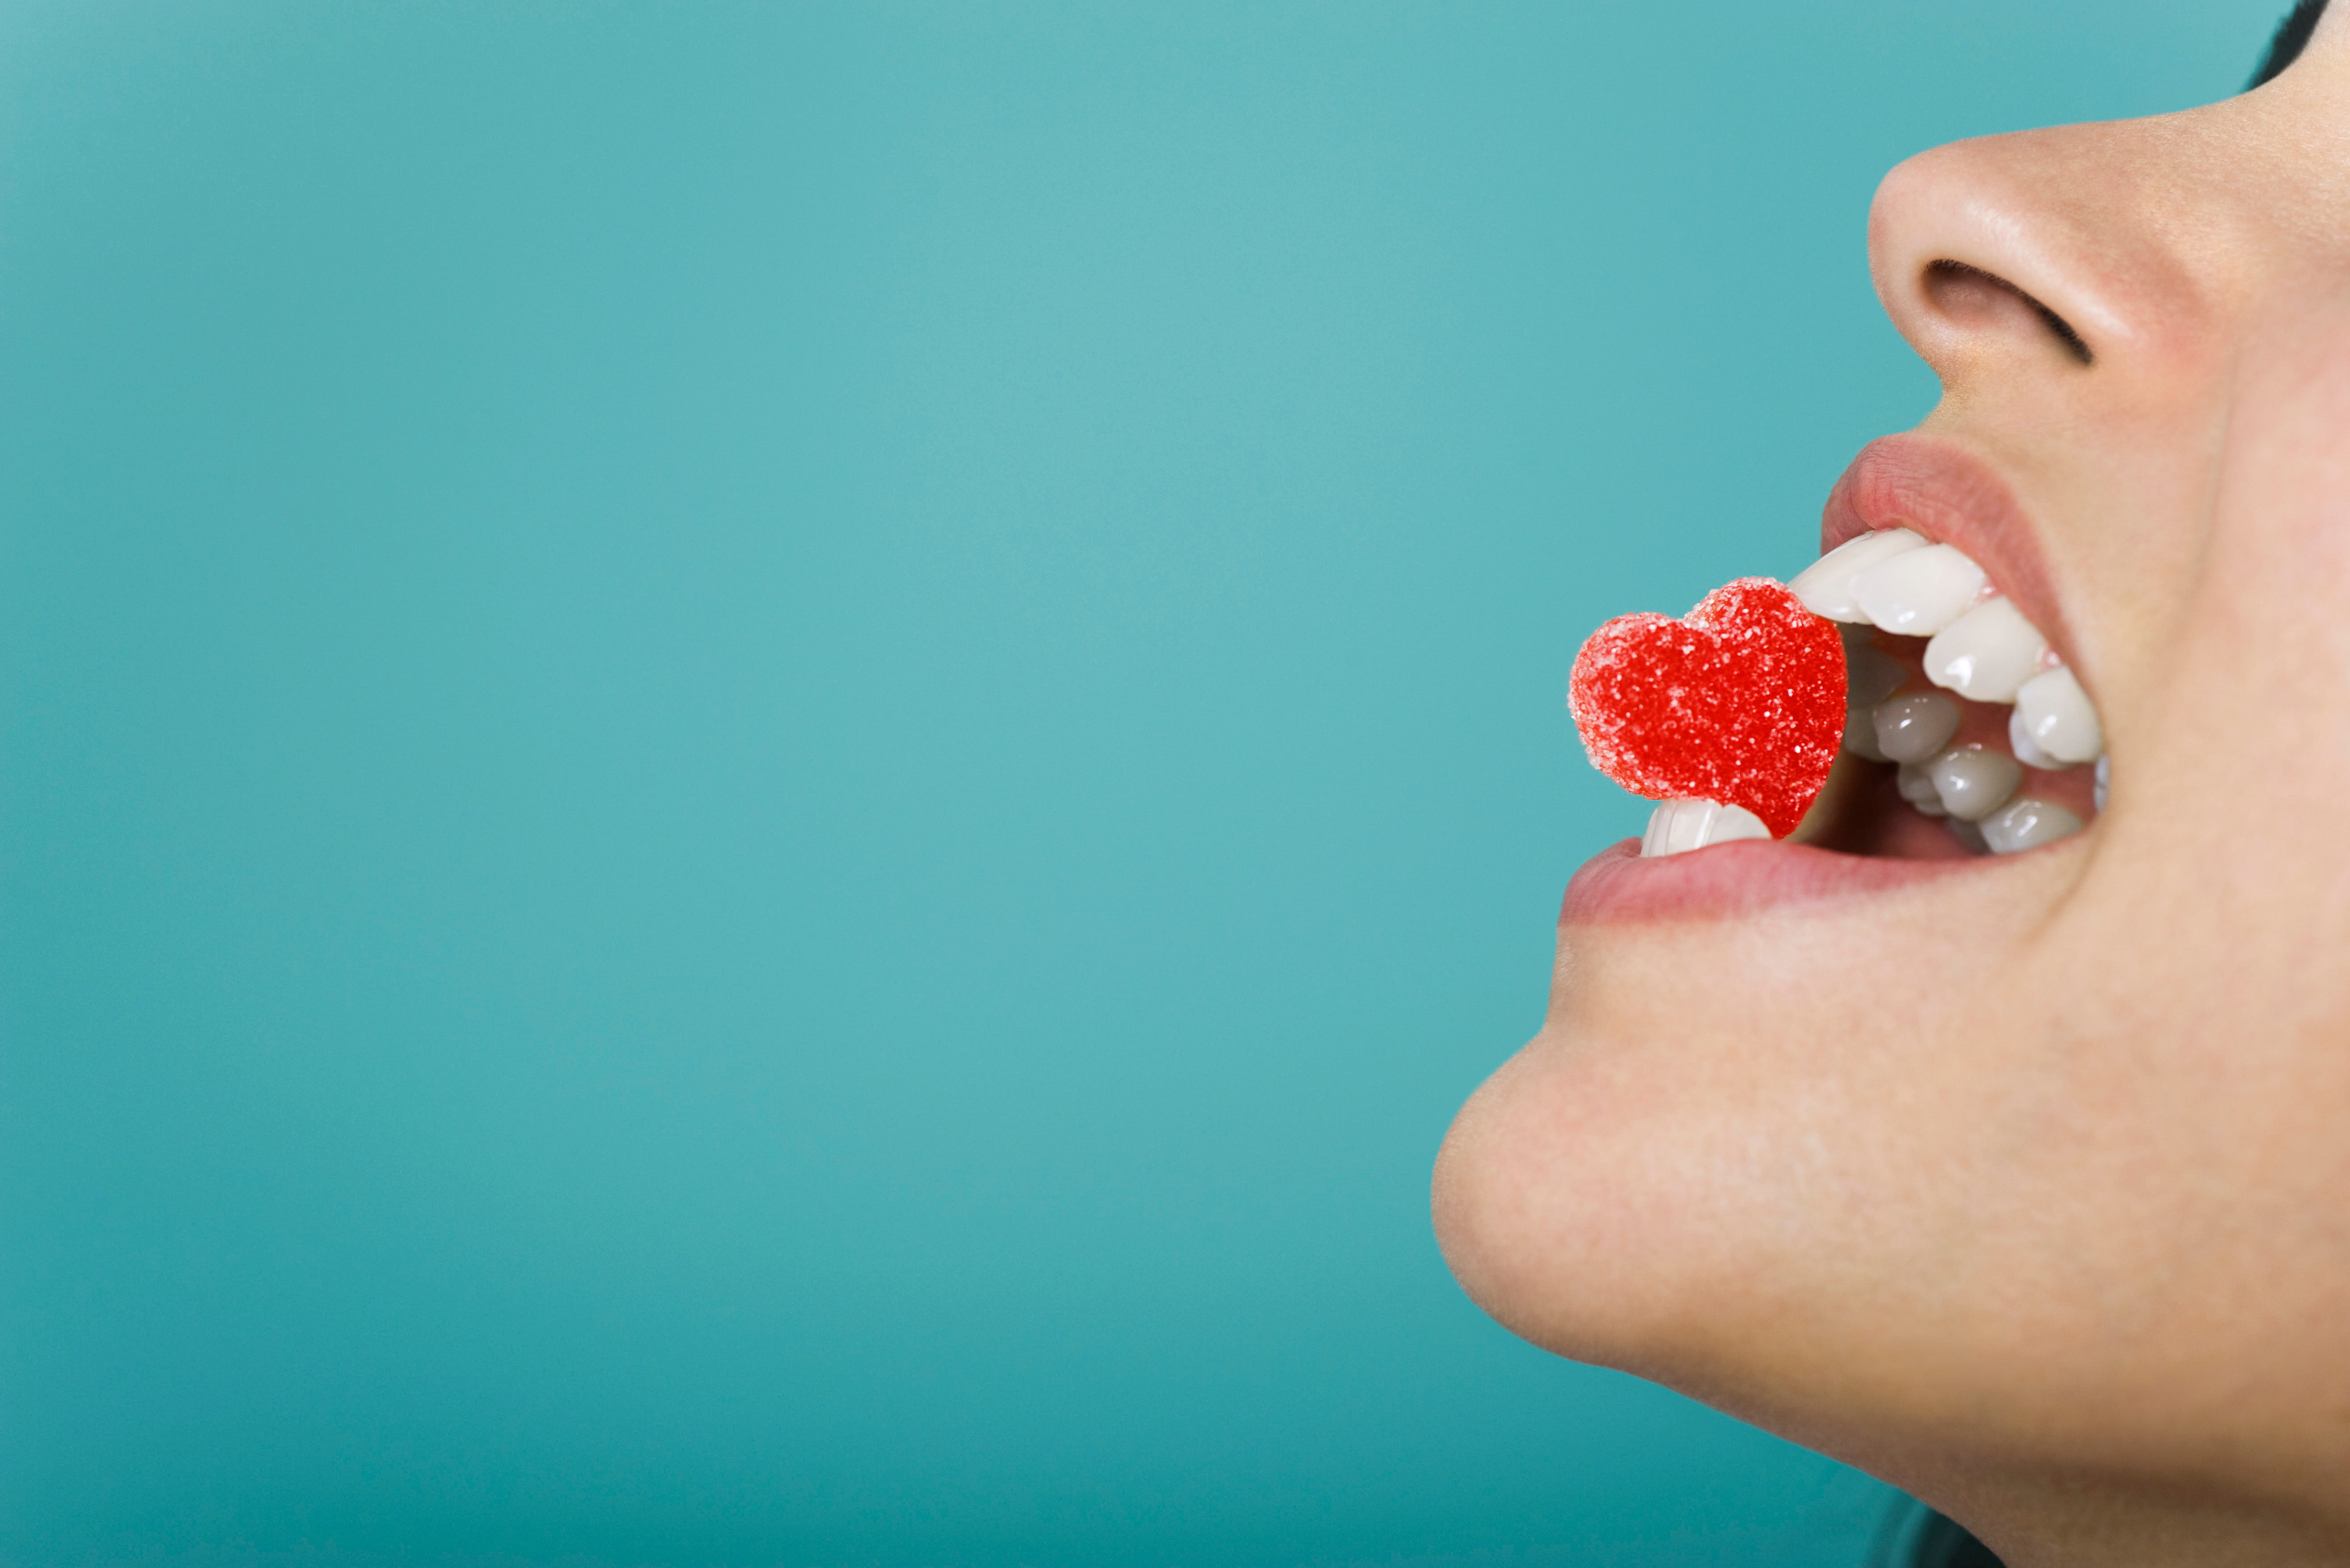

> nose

[{"left": 1865, "top": 121, "right": 2223, "bottom": 400}]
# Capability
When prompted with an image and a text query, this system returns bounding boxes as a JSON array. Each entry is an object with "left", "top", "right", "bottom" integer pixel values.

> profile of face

[{"left": 1435, "top": 8, "right": 2350, "bottom": 1563}]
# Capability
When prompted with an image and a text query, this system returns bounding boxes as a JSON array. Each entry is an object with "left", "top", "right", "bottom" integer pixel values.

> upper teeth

[
  {"left": 2008, "top": 707, "right": 2066, "bottom": 771},
  {"left": 1789, "top": 526, "right": 2108, "bottom": 858},
  {"left": 1848, "top": 543, "right": 1988, "bottom": 637},
  {"left": 1922, "top": 597, "right": 2048, "bottom": 703},
  {"left": 1793, "top": 527, "right": 1995, "bottom": 639},
  {"left": 1631, "top": 531, "right": 2108, "bottom": 861},
  {"left": 2013, "top": 666, "right": 2102, "bottom": 764},
  {"left": 1788, "top": 527, "right": 1930, "bottom": 621}
]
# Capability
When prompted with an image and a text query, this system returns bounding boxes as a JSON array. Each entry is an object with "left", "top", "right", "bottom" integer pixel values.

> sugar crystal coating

[{"left": 1568, "top": 577, "right": 1847, "bottom": 839}]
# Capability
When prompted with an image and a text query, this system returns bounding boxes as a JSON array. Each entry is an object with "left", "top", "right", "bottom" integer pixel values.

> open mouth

[
  {"left": 1564, "top": 435, "right": 2106, "bottom": 923},
  {"left": 1782, "top": 432, "right": 2104, "bottom": 861},
  {"left": 1781, "top": 540, "right": 2102, "bottom": 863}
]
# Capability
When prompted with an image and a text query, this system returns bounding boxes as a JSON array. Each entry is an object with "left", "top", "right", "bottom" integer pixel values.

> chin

[{"left": 1431, "top": 835, "right": 2083, "bottom": 1455}]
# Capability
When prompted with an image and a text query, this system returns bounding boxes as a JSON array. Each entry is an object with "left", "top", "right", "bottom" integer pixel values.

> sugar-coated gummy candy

[{"left": 1569, "top": 577, "right": 1847, "bottom": 839}]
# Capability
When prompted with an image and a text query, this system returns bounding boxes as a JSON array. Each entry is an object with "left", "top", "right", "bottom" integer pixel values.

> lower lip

[{"left": 1560, "top": 838, "right": 1990, "bottom": 926}]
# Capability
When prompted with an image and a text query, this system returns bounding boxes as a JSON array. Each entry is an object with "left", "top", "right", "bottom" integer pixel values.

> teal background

[{"left": 0, "top": 4, "right": 2277, "bottom": 1565}]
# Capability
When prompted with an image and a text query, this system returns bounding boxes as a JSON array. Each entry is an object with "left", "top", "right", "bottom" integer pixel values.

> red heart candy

[{"left": 1568, "top": 577, "right": 1846, "bottom": 839}]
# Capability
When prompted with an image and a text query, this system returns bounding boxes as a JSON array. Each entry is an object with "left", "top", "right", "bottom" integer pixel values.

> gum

[{"left": 1569, "top": 577, "right": 1847, "bottom": 839}]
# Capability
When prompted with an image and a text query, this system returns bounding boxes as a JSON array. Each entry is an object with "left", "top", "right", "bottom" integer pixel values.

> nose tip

[
  {"left": 1867, "top": 139, "right": 2105, "bottom": 383},
  {"left": 1865, "top": 123, "right": 2216, "bottom": 390}
]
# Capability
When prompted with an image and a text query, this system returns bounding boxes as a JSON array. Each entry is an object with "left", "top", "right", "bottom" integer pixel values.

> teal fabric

[{"left": 0, "top": 4, "right": 2272, "bottom": 1564}]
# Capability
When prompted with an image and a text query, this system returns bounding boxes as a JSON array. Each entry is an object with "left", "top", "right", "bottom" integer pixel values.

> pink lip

[
  {"left": 1560, "top": 838, "right": 1995, "bottom": 926},
  {"left": 1820, "top": 433, "right": 2070, "bottom": 656}
]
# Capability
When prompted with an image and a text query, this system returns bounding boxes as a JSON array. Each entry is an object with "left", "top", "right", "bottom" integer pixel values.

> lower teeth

[
  {"left": 1981, "top": 797, "right": 2085, "bottom": 854},
  {"left": 1798, "top": 535, "right": 2103, "bottom": 858},
  {"left": 1640, "top": 797, "right": 1771, "bottom": 857},
  {"left": 1633, "top": 619, "right": 2107, "bottom": 861},
  {"left": 1926, "top": 746, "right": 2022, "bottom": 822},
  {"left": 1843, "top": 625, "right": 2101, "bottom": 856}
]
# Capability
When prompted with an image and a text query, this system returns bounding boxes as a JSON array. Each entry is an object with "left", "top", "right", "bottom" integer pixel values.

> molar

[
  {"left": 1848, "top": 543, "right": 1987, "bottom": 637},
  {"left": 1981, "top": 797, "right": 2085, "bottom": 854},
  {"left": 1926, "top": 745, "right": 2022, "bottom": 822},
  {"left": 1897, "top": 763, "right": 1949, "bottom": 816},
  {"left": 1872, "top": 691, "right": 1961, "bottom": 764},
  {"left": 2014, "top": 666, "right": 2102, "bottom": 764},
  {"left": 1789, "top": 527, "right": 1928, "bottom": 621},
  {"left": 2095, "top": 753, "right": 2110, "bottom": 813},
  {"left": 1640, "top": 797, "right": 1771, "bottom": 857},
  {"left": 1922, "top": 597, "right": 2048, "bottom": 703}
]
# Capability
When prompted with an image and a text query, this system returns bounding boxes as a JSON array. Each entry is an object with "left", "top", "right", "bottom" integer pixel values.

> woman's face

[{"left": 1435, "top": 9, "right": 2350, "bottom": 1561}]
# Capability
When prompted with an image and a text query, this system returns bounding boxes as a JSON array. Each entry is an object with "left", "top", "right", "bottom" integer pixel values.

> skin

[{"left": 1432, "top": 12, "right": 2350, "bottom": 1566}]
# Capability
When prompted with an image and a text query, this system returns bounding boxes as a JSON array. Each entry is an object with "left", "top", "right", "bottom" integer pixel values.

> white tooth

[
  {"left": 1947, "top": 817, "right": 1990, "bottom": 855},
  {"left": 1843, "top": 708, "right": 1890, "bottom": 762},
  {"left": 1922, "top": 597, "right": 2049, "bottom": 703},
  {"left": 1897, "top": 763, "right": 1949, "bottom": 816},
  {"left": 1640, "top": 797, "right": 1771, "bottom": 857},
  {"left": 1849, "top": 543, "right": 1988, "bottom": 637},
  {"left": 1872, "top": 691, "right": 1960, "bottom": 763},
  {"left": 2008, "top": 706, "right": 2066, "bottom": 770},
  {"left": 1846, "top": 642, "right": 1906, "bottom": 708},
  {"left": 1927, "top": 745, "right": 2023, "bottom": 822},
  {"left": 1789, "top": 528, "right": 1929, "bottom": 621},
  {"left": 1698, "top": 801, "right": 1771, "bottom": 847},
  {"left": 1981, "top": 796, "right": 2085, "bottom": 854},
  {"left": 2014, "top": 666, "right": 2102, "bottom": 764},
  {"left": 2094, "top": 753, "right": 2110, "bottom": 813}
]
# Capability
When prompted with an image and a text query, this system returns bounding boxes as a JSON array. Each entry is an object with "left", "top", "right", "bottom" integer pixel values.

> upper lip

[{"left": 1820, "top": 433, "right": 2072, "bottom": 660}]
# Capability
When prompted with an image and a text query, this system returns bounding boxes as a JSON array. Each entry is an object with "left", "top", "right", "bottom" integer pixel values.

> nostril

[{"left": 1923, "top": 259, "right": 2094, "bottom": 366}]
